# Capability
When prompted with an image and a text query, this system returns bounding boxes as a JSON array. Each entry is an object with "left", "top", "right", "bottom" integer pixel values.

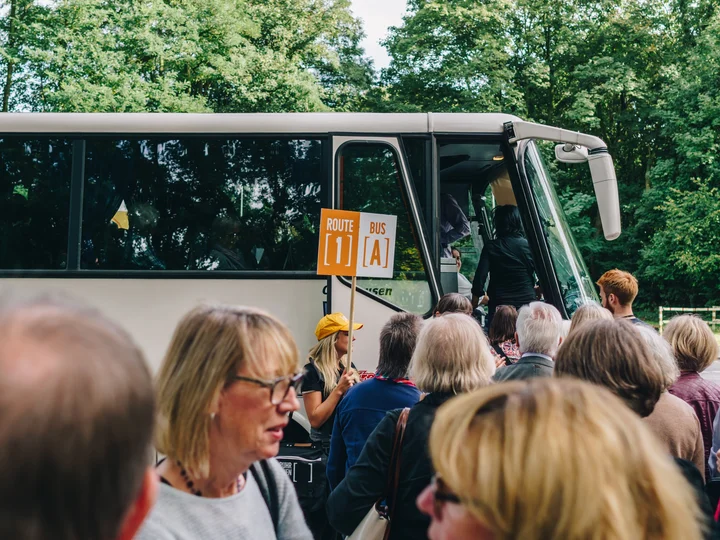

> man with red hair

[{"left": 596, "top": 268, "right": 649, "bottom": 326}]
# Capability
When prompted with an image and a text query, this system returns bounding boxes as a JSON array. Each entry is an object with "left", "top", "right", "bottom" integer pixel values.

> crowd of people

[{"left": 2, "top": 266, "right": 720, "bottom": 540}]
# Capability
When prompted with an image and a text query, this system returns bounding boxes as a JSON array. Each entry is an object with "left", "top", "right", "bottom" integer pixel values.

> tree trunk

[{"left": 2, "top": 0, "right": 18, "bottom": 112}]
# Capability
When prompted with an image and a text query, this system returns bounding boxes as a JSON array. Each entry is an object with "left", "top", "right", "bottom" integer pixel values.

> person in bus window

[
  {"left": 126, "top": 202, "right": 165, "bottom": 270},
  {"left": 206, "top": 215, "right": 252, "bottom": 270},
  {"left": 440, "top": 193, "right": 471, "bottom": 258},
  {"left": 434, "top": 293, "right": 473, "bottom": 317},
  {"left": 471, "top": 205, "right": 535, "bottom": 329},
  {"left": 302, "top": 313, "right": 362, "bottom": 453},
  {"left": 451, "top": 247, "right": 473, "bottom": 300}
]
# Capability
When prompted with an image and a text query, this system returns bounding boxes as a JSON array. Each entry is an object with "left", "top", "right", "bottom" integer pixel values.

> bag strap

[
  {"left": 382, "top": 407, "right": 410, "bottom": 540},
  {"left": 492, "top": 342, "right": 506, "bottom": 360},
  {"left": 250, "top": 460, "right": 280, "bottom": 535}
]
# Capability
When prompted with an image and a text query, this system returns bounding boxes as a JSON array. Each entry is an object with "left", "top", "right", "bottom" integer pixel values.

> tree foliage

[{"left": 0, "top": 0, "right": 372, "bottom": 112}]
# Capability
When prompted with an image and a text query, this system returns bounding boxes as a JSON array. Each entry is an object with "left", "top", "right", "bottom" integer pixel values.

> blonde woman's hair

[
  {"left": 410, "top": 313, "right": 494, "bottom": 393},
  {"left": 569, "top": 301, "right": 612, "bottom": 335},
  {"left": 155, "top": 305, "right": 299, "bottom": 478},
  {"left": 308, "top": 332, "right": 342, "bottom": 396},
  {"left": 429, "top": 378, "right": 703, "bottom": 540},
  {"left": 664, "top": 314, "right": 719, "bottom": 372}
]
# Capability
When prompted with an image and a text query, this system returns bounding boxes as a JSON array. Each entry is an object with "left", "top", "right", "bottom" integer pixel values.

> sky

[{"left": 349, "top": 0, "right": 409, "bottom": 71}]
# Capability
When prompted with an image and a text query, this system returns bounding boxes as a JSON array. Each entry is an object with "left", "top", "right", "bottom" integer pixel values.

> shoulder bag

[{"left": 348, "top": 407, "right": 411, "bottom": 540}]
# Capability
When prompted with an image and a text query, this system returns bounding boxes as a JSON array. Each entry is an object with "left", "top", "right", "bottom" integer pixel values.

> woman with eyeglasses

[
  {"left": 302, "top": 312, "right": 362, "bottom": 454},
  {"left": 417, "top": 378, "right": 703, "bottom": 540},
  {"left": 136, "top": 305, "right": 312, "bottom": 540}
]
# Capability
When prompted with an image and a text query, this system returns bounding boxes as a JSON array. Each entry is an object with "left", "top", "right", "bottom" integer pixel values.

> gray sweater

[{"left": 136, "top": 459, "right": 312, "bottom": 540}]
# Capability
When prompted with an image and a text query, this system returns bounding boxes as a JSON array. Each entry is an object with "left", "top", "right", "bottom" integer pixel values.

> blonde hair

[
  {"left": 569, "top": 302, "right": 612, "bottom": 335},
  {"left": 429, "top": 378, "right": 703, "bottom": 540},
  {"left": 664, "top": 315, "right": 719, "bottom": 372},
  {"left": 308, "top": 332, "right": 341, "bottom": 396},
  {"left": 155, "top": 305, "right": 299, "bottom": 477},
  {"left": 410, "top": 313, "right": 494, "bottom": 393}
]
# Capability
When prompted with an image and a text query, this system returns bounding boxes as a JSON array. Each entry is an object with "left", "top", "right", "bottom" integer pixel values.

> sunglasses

[
  {"left": 231, "top": 372, "right": 304, "bottom": 405},
  {"left": 431, "top": 474, "right": 461, "bottom": 518}
]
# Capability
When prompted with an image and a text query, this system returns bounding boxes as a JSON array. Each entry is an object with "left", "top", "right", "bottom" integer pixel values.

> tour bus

[{"left": 0, "top": 113, "right": 619, "bottom": 377}]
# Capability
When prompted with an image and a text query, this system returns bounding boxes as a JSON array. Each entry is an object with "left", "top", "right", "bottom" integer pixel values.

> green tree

[
  {"left": 635, "top": 11, "right": 720, "bottom": 306},
  {"left": 376, "top": 0, "right": 524, "bottom": 113},
  {"left": 0, "top": 0, "right": 51, "bottom": 111},
  {"left": 1, "top": 0, "right": 371, "bottom": 113},
  {"left": 640, "top": 180, "right": 720, "bottom": 305}
]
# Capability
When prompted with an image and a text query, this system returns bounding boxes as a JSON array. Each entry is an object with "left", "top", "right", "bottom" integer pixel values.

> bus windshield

[{"left": 523, "top": 141, "right": 598, "bottom": 315}]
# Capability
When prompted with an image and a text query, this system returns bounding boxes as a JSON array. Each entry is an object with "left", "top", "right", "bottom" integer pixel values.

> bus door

[
  {"left": 328, "top": 136, "right": 439, "bottom": 376},
  {"left": 434, "top": 136, "right": 577, "bottom": 320},
  {"left": 435, "top": 138, "right": 516, "bottom": 300}
]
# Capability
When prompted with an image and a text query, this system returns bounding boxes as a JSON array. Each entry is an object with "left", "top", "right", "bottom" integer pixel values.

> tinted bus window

[
  {"left": 401, "top": 137, "right": 430, "bottom": 225},
  {"left": 81, "top": 138, "right": 325, "bottom": 272},
  {"left": 0, "top": 138, "right": 72, "bottom": 270},
  {"left": 339, "top": 142, "right": 433, "bottom": 315}
]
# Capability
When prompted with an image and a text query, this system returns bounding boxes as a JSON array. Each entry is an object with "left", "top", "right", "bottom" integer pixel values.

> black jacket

[
  {"left": 674, "top": 458, "right": 720, "bottom": 539},
  {"left": 492, "top": 354, "right": 554, "bottom": 382},
  {"left": 471, "top": 236, "right": 535, "bottom": 310},
  {"left": 326, "top": 393, "right": 454, "bottom": 540}
]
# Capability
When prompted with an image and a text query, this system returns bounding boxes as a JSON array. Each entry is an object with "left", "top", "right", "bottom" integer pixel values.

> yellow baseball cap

[{"left": 315, "top": 312, "right": 364, "bottom": 341}]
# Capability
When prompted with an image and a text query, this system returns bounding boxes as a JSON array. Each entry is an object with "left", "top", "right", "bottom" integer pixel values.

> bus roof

[{"left": 0, "top": 112, "right": 522, "bottom": 135}]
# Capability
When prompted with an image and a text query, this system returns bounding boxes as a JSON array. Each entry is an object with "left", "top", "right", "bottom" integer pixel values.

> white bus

[{"left": 0, "top": 113, "right": 619, "bottom": 376}]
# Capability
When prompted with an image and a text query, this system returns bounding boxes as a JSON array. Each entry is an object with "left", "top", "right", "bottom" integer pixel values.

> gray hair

[
  {"left": 516, "top": 302, "right": 563, "bottom": 357},
  {"left": 410, "top": 314, "right": 495, "bottom": 394},
  {"left": 569, "top": 302, "right": 613, "bottom": 335},
  {"left": 636, "top": 325, "right": 680, "bottom": 390}
]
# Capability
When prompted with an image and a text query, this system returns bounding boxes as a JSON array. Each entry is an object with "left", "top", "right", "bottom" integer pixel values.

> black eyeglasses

[
  {"left": 431, "top": 475, "right": 461, "bottom": 518},
  {"left": 232, "top": 372, "right": 304, "bottom": 405}
]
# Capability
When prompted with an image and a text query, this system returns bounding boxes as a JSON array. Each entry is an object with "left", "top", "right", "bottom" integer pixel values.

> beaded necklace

[{"left": 176, "top": 461, "right": 243, "bottom": 497}]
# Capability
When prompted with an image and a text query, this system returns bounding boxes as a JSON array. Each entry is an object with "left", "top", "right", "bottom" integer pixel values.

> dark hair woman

[
  {"left": 488, "top": 305, "right": 521, "bottom": 367},
  {"left": 434, "top": 292, "right": 473, "bottom": 317},
  {"left": 471, "top": 205, "right": 536, "bottom": 329}
]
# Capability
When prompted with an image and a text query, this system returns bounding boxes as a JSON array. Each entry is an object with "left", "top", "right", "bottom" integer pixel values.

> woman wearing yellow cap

[{"left": 302, "top": 312, "right": 362, "bottom": 452}]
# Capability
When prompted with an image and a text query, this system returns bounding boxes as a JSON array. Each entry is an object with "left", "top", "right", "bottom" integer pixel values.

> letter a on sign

[
  {"left": 357, "top": 212, "right": 396, "bottom": 278},
  {"left": 317, "top": 209, "right": 397, "bottom": 278}
]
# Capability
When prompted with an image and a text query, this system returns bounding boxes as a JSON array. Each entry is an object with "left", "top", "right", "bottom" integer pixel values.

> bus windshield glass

[{"left": 523, "top": 141, "right": 598, "bottom": 315}]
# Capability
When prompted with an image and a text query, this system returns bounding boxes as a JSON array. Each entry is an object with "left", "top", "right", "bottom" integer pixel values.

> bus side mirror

[
  {"left": 587, "top": 152, "right": 621, "bottom": 241},
  {"left": 555, "top": 143, "right": 588, "bottom": 163},
  {"left": 554, "top": 143, "right": 621, "bottom": 241}
]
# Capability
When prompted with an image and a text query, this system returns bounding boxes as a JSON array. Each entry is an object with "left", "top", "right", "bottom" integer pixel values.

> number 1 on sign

[{"left": 327, "top": 234, "right": 353, "bottom": 267}]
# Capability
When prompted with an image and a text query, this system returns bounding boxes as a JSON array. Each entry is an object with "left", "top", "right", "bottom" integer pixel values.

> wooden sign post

[{"left": 317, "top": 208, "right": 397, "bottom": 372}]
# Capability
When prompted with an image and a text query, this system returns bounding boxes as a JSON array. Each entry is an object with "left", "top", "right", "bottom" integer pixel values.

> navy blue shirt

[{"left": 326, "top": 377, "right": 421, "bottom": 490}]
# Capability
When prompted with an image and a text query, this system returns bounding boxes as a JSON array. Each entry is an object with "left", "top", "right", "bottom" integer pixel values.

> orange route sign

[{"left": 317, "top": 208, "right": 397, "bottom": 278}]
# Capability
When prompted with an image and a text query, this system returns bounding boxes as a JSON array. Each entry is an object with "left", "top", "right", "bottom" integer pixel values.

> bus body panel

[
  {"left": 329, "top": 275, "right": 401, "bottom": 377},
  {"left": 0, "top": 278, "right": 325, "bottom": 372},
  {"left": 0, "top": 112, "right": 520, "bottom": 135}
]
